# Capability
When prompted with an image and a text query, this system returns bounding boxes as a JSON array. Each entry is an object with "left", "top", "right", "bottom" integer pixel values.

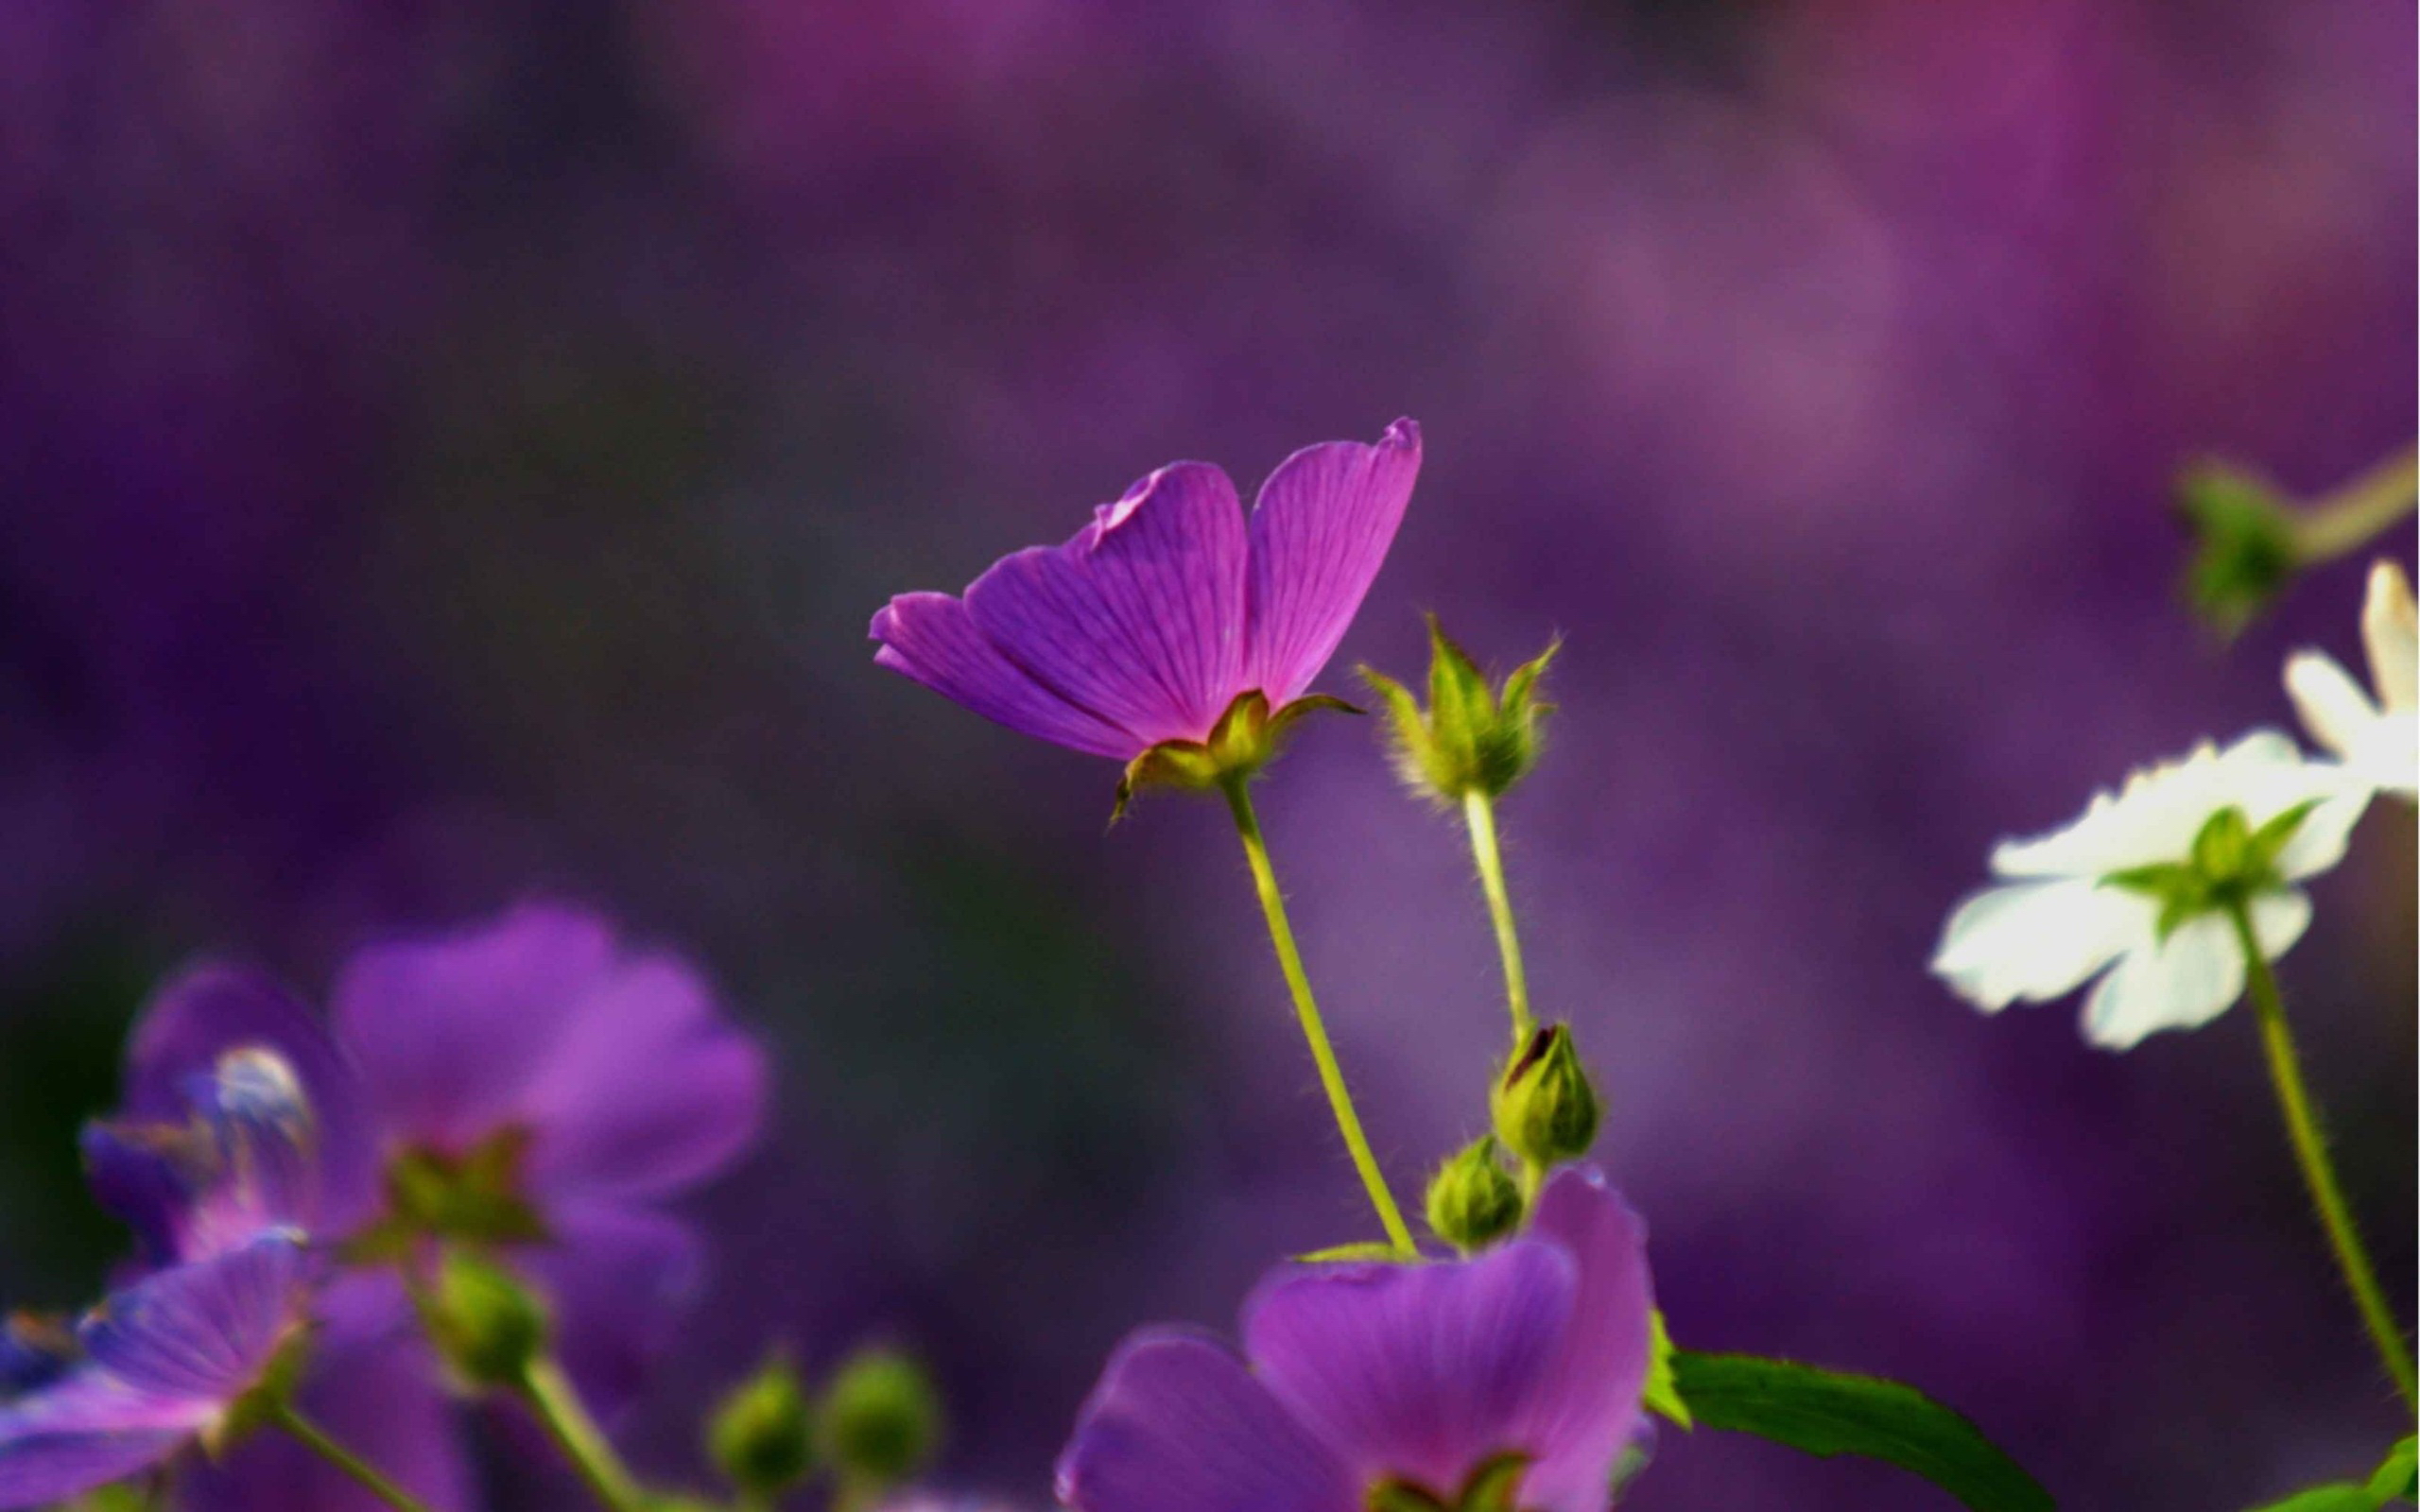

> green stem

[
  {"left": 1462, "top": 790, "right": 1535, "bottom": 1046},
  {"left": 271, "top": 1402, "right": 438, "bottom": 1512},
  {"left": 1221, "top": 776, "right": 1418, "bottom": 1258},
  {"left": 2226, "top": 901, "right": 2417, "bottom": 1412},
  {"left": 2292, "top": 447, "right": 2419, "bottom": 564},
  {"left": 516, "top": 1355, "right": 652, "bottom": 1512}
]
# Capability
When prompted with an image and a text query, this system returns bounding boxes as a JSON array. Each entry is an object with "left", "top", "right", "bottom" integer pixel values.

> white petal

[
  {"left": 2284, "top": 650, "right": 2379, "bottom": 762},
  {"left": 2080, "top": 914, "right": 2245, "bottom": 1050},
  {"left": 2362, "top": 559, "right": 2418, "bottom": 711},
  {"left": 2272, "top": 788, "right": 2372, "bottom": 880},
  {"left": 2250, "top": 888, "right": 2313, "bottom": 960},
  {"left": 1991, "top": 732, "right": 2301, "bottom": 879},
  {"left": 1932, "top": 879, "right": 2147, "bottom": 1011}
]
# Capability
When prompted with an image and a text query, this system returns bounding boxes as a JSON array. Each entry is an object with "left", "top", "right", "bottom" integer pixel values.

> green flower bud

[
  {"left": 2177, "top": 460, "right": 2298, "bottom": 637},
  {"left": 1424, "top": 1136, "right": 1523, "bottom": 1251},
  {"left": 1491, "top": 1023, "right": 1600, "bottom": 1168},
  {"left": 424, "top": 1251, "right": 546, "bottom": 1388},
  {"left": 820, "top": 1348, "right": 941, "bottom": 1491},
  {"left": 1360, "top": 619, "right": 1557, "bottom": 804},
  {"left": 708, "top": 1354, "right": 815, "bottom": 1501}
]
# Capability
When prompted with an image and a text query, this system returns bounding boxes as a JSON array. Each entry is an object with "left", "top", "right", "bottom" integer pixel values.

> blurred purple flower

[
  {"left": 871, "top": 420, "right": 1422, "bottom": 761},
  {"left": 103, "top": 903, "right": 769, "bottom": 1512},
  {"left": 1056, "top": 1167, "right": 1653, "bottom": 1512},
  {"left": 0, "top": 1044, "right": 326, "bottom": 1510}
]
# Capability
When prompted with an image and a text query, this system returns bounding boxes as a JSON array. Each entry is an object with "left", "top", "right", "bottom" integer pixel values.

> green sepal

[
  {"left": 1111, "top": 691, "right": 1358, "bottom": 821},
  {"left": 2103, "top": 801, "right": 2316, "bottom": 941},
  {"left": 2370, "top": 1436, "right": 2417, "bottom": 1502},
  {"left": 2177, "top": 459, "right": 2299, "bottom": 638},
  {"left": 1642, "top": 1311, "right": 1691, "bottom": 1428},
  {"left": 1364, "top": 1452, "right": 1530, "bottom": 1512},
  {"left": 1669, "top": 1349, "right": 2054, "bottom": 1512},
  {"left": 348, "top": 1127, "right": 547, "bottom": 1262},
  {"left": 1294, "top": 1241, "right": 1408, "bottom": 1264},
  {"left": 209, "top": 1328, "right": 314, "bottom": 1454}
]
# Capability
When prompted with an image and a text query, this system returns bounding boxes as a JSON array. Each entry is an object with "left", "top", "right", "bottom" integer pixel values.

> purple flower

[
  {"left": 101, "top": 903, "right": 769, "bottom": 1512},
  {"left": 1056, "top": 1167, "right": 1654, "bottom": 1512},
  {"left": 0, "top": 1050, "right": 323, "bottom": 1510},
  {"left": 871, "top": 421, "right": 1423, "bottom": 762}
]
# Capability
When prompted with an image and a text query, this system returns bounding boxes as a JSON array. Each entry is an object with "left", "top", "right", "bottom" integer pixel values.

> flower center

[{"left": 1366, "top": 1452, "right": 1530, "bottom": 1512}]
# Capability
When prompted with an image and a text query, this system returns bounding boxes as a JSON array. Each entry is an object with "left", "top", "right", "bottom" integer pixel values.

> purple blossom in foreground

[
  {"left": 1057, "top": 1167, "right": 1653, "bottom": 1512},
  {"left": 107, "top": 903, "right": 769, "bottom": 1512},
  {"left": 871, "top": 421, "right": 1422, "bottom": 762},
  {"left": 0, "top": 1048, "right": 324, "bottom": 1510}
]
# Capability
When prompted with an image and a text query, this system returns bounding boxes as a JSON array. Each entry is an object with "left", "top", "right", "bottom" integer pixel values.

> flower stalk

[
  {"left": 1463, "top": 790, "right": 1534, "bottom": 1047},
  {"left": 517, "top": 1355, "right": 653, "bottom": 1512},
  {"left": 270, "top": 1402, "right": 437, "bottom": 1512},
  {"left": 1221, "top": 774, "right": 1417, "bottom": 1258},
  {"left": 2225, "top": 899, "right": 2416, "bottom": 1412}
]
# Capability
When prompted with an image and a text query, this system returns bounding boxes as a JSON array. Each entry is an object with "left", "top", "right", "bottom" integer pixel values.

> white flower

[
  {"left": 1932, "top": 731, "right": 2368, "bottom": 1050},
  {"left": 2285, "top": 558, "right": 2418, "bottom": 798}
]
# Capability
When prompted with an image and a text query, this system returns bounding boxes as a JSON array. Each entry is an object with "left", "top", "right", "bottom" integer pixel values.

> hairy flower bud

[
  {"left": 709, "top": 1354, "right": 815, "bottom": 1501},
  {"left": 821, "top": 1348, "right": 942, "bottom": 1491},
  {"left": 1492, "top": 1023, "right": 1600, "bottom": 1168},
  {"left": 1360, "top": 619, "right": 1557, "bottom": 803},
  {"left": 424, "top": 1251, "right": 545, "bottom": 1388},
  {"left": 1423, "top": 1136, "right": 1523, "bottom": 1251}
]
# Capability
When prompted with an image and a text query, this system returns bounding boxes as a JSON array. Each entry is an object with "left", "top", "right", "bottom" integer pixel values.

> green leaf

[
  {"left": 2367, "top": 1436, "right": 2416, "bottom": 1502},
  {"left": 2242, "top": 1435, "right": 2420, "bottom": 1512},
  {"left": 1642, "top": 1312, "right": 1691, "bottom": 1428},
  {"left": 1670, "top": 1350, "right": 2053, "bottom": 1512}
]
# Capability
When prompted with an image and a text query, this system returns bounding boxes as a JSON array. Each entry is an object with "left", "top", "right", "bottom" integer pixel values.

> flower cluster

[{"left": 0, "top": 902, "right": 769, "bottom": 1512}]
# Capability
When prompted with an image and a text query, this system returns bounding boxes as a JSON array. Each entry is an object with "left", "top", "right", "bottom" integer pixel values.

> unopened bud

[
  {"left": 821, "top": 1348, "right": 941, "bottom": 1490},
  {"left": 425, "top": 1251, "right": 545, "bottom": 1387},
  {"left": 1424, "top": 1137, "right": 1523, "bottom": 1251},
  {"left": 1361, "top": 619, "right": 1557, "bottom": 804},
  {"left": 2176, "top": 461, "right": 2297, "bottom": 636},
  {"left": 1492, "top": 1023, "right": 1600, "bottom": 1168},
  {"left": 709, "top": 1354, "right": 815, "bottom": 1501}
]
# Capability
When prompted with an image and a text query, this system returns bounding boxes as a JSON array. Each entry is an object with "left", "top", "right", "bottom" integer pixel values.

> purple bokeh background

[{"left": 1, "top": 2, "right": 2411, "bottom": 1507}]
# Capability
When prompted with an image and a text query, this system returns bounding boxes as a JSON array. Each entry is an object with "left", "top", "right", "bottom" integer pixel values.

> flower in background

[
  {"left": 2286, "top": 558, "right": 2418, "bottom": 798},
  {"left": 1056, "top": 1167, "right": 1652, "bottom": 1512},
  {"left": 870, "top": 421, "right": 1422, "bottom": 782},
  {"left": 102, "top": 903, "right": 769, "bottom": 1512},
  {"left": 0, "top": 1046, "right": 326, "bottom": 1511},
  {"left": 1933, "top": 731, "right": 2366, "bottom": 1049}
]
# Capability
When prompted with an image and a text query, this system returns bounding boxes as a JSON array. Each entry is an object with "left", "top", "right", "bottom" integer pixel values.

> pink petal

[
  {"left": 1243, "top": 420, "right": 1421, "bottom": 706},
  {"left": 873, "top": 592, "right": 1141, "bottom": 758},
  {"left": 965, "top": 462, "right": 1250, "bottom": 749},
  {"left": 1513, "top": 1168, "right": 1655, "bottom": 1512},
  {"left": 1055, "top": 1330, "right": 1354, "bottom": 1512},
  {"left": 1242, "top": 1242, "right": 1573, "bottom": 1499}
]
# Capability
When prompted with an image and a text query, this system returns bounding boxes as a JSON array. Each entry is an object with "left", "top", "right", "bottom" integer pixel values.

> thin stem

[
  {"left": 1462, "top": 790, "right": 1535, "bottom": 1046},
  {"left": 1221, "top": 776, "right": 1418, "bottom": 1257},
  {"left": 2226, "top": 901, "right": 2417, "bottom": 1412},
  {"left": 271, "top": 1402, "right": 438, "bottom": 1512},
  {"left": 2292, "top": 447, "right": 2419, "bottom": 564},
  {"left": 516, "top": 1356, "right": 652, "bottom": 1512}
]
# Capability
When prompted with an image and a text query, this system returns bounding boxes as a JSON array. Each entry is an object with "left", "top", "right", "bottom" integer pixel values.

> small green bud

[
  {"left": 1360, "top": 619, "right": 1557, "bottom": 804},
  {"left": 424, "top": 1251, "right": 545, "bottom": 1387},
  {"left": 1424, "top": 1136, "right": 1523, "bottom": 1251},
  {"left": 2177, "top": 460, "right": 2299, "bottom": 637},
  {"left": 820, "top": 1347, "right": 941, "bottom": 1491},
  {"left": 709, "top": 1354, "right": 815, "bottom": 1501},
  {"left": 1492, "top": 1023, "right": 1600, "bottom": 1168}
]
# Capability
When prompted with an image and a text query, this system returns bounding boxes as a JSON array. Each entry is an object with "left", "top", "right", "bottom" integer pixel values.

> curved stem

[
  {"left": 271, "top": 1402, "right": 438, "bottom": 1512},
  {"left": 1222, "top": 776, "right": 1417, "bottom": 1257},
  {"left": 516, "top": 1355, "right": 651, "bottom": 1512},
  {"left": 2225, "top": 901, "right": 2417, "bottom": 1412},
  {"left": 2292, "top": 447, "right": 2418, "bottom": 565},
  {"left": 1462, "top": 790, "right": 1535, "bottom": 1046}
]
